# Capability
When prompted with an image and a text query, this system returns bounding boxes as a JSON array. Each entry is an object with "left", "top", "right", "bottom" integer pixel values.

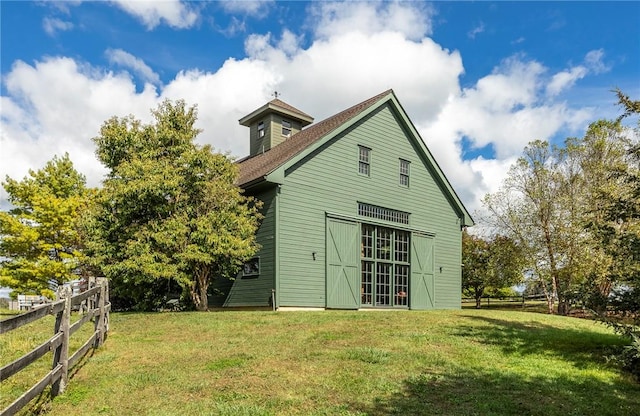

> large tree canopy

[
  {"left": 483, "top": 117, "right": 637, "bottom": 315},
  {"left": 86, "top": 100, "right": 261, "bottom": 311},
  {"left": 598, "top": 88, "right": 640, "bottom": 378},
  {"left": 0, "top": 154, "right": 88, "bottom": 298}
]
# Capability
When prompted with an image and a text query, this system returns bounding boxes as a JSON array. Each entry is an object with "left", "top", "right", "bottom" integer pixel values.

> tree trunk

[
  {"left": 197, "top": 279, "right": 209, "bottom": 312},
  {"left": 191, "top": 266, "right": 210, "bottom": 311},
  {"left": 540, "top": 278, "right": 555, "bottom": 314},
  {"left": 542, "top": 223, "right": 561, "bottom": 315},
  {"left": 557, "top": 299, "right": 570, "bottom": 316},
  {"left": 474, "top": 286, "right": 484, "bottom": 309},
  {"left": 545, "top": 294, "right": 554, "bottom": 314}
]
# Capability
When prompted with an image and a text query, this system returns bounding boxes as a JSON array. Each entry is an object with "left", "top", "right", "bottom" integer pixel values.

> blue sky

[{"left": 1, "top": 1, "right": 639, "bottom": 216}]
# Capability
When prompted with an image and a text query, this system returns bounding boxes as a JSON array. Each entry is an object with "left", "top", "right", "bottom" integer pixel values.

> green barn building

[{"left": 213, "top": 89, "right": 473, "bottom": 310}]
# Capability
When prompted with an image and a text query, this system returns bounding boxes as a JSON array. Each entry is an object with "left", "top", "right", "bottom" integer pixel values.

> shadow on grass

[
  {"left": 351, "top": 314, "right": 640, "bottom": 415},
  {"left": 353, "top": 367, "right": 640, "bottom": 416},
  {"left": 453, "top": 315, "right": 626, "bottom": 369}
]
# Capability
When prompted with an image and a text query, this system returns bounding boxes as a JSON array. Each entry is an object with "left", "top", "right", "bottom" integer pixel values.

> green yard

[{"left": 2, "top": 309, "right": 639, "bottom": 415}]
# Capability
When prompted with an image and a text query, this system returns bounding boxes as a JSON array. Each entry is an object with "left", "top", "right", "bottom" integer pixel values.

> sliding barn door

[
  {"left": 326, "top": 218, "right": 360, "bottom": 309},
  {"left": 410, "top": 233, "right": 435, "bottom": 310}
]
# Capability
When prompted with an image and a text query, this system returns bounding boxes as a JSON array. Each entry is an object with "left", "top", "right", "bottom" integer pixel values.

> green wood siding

[
  {"left": 277, "top": 103, "right": 463, "bottom": 309},
  {"left": 214, "top": 186, "right": 277, "bottom": 307},
  {"left": 326, "top": 218, "right": 360, "bottom": 309},
  {"left": 250, "top": 114, "right": 305, "bottom": 156}
]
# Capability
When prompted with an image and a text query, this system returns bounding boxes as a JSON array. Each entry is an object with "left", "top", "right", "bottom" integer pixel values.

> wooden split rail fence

[{"left": 0, "top": 278, "right": 110, "bottom": 416}]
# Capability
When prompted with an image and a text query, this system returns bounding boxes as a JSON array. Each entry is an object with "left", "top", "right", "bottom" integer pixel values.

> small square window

[
  {"left": 359, "top": 146, "right": 371, "bottom": 176},
  {"left": 242, "top": 257, "right": 260, "bottom": 277},
  {"left": 258, "top": 121, "right": 265, "bottom": 138},
  {"left": 282, "top": 119, "right": 291, "bottom": 136},
  {"left": 399, "top": 159, "right": 410, "bottom": 187}
]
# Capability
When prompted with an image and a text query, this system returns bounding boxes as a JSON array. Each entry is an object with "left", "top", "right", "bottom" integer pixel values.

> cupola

[{"left": 239, "top": 96, "right": 314, "bottom": 156}]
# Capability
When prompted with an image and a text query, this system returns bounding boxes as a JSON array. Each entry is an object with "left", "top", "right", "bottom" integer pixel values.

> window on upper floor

[
  {"left": 359, "top": 146, "right": 371, "bottom": 176},
  {"left": 282, "top": 119, "right": 291, "bottom": 136},
  {"left": 399, "top": 159, "right": 410, "bottom": 187},
  {"left": 258, "top": 121, "right": 265, "bottom": 138}
]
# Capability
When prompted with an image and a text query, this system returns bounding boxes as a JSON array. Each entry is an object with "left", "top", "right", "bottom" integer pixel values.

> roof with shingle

[
  {"left": 269, "top": 98, "right": 314, "bottom": 121},
  {"left": 238, "top": 98, "right": 314, "bottom": 127},
  {"left": 237, "top": 89, "right": 393, "bottom": 186}
]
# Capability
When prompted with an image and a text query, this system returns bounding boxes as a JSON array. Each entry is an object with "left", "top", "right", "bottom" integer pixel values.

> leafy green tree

[
  {"left": 595, "top": 89, "right": 640, "bottom": 378},
  {"left": 462, "top": 231, "right": 489, "bottom": 308},
  {"left": 484, "top": 141, "right": 570, "bottom": 314},
  {"left": 610, "top": 89, "right": 640, "bottom": 302},
  {"left": 462, "top": 230, "right": 525, "bottom": 308},
  {"left": 573, "top": 120, "right": 632, "bottom": 312},
  {"left": 0, "top": 154, "right": 87, "bottom": 298},
  {"left": 484, "top": 127, "right": 632, "bottom": 315},
  {"left": 86, "top": 100, "right": 262, "bottom": 311},
  {"left": 615, "top": 88, "right": 640, "bottom": 121}
]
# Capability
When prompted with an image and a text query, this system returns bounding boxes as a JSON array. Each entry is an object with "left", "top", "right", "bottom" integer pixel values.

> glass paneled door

[{"left": 361, "top": 224, "right": 410, "bottom": 307}]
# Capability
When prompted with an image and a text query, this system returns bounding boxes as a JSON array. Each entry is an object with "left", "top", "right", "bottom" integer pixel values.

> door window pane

[
  {"left": 361, "top": 261, "right": 373, "bottom": 305},
  {"left": 376, "top": 228, "right": 392, "bottom": 260},
  {"left": 395, "top": 265, "right": 409, "bottom": 306},
  {"left": 362, "top": 224, "right": 374, "bottom": 259},
  {"left": 395, "top": 230, "right": 409, "bottom": 263},
  {"left": 376, "top": 263, "right": 391, "bottom": 306}
]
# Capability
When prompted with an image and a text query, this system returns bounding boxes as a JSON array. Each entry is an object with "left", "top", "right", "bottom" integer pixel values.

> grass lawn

[{"left": 2, "top": 309, "right": 639, "bottom": 415}]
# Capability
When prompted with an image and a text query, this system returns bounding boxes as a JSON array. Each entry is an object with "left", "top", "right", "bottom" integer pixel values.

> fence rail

[
  {"left": 462, "top": 294, "right": 548, "bottom": 308},
  {"left": 0, "top": 277, "right": 110, "bottom": 416}
]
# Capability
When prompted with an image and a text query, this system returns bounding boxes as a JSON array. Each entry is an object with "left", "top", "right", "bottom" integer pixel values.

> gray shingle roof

[
  {"left": 237, "top": 90, "right": 393, "bottom": 186},
  {"left": 268, "top": 98, "right": 314, "bottom": 121},
  {"left": 238, "top": 98, "right": 314, "bottom": 127}
]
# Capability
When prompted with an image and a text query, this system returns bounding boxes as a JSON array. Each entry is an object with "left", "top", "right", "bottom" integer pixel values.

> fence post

[
  {"left": 88, "top": 276, "right": 96, "bottom": 311},
  {"left": 51, "top": 285, "right": 71, "bottom": 397},
  {"left": 102, "top": 278, "right": 109, "bottom": 338},
  {"left": 94, "top": 278, "right": 107, "bottom": 348}
]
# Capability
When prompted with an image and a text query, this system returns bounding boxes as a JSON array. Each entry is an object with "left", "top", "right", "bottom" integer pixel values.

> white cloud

[
  {"left": 546, "top": 66, "right": 587, "bottom": 97},
  {"left": 0, "top": 2, "right": 602, "bottom": 217},
  {"left": 545, "top": 49, "right": 611, "bottom": 97},
  {"left": 48, "top": 0, "right": 83, "bottom": 15},
  {"left": 220, "top": 16, "right": 247, "bottom": 37},
  {"left": 0, "top": 57, "right": 159, "bottom": 206},
  {"left": 584, "top": 49, "right": 610, "bottom": 74},
  {"left": 160, "top": 60, "right": 281, "bottom": 154},
  {"left": 43, "top": 17, "right": 73, "bottom": 36},
  {"left": 105, "top": 48, "right": 161, "bottom": 85},
  {"left": 219, "top": 0, "right": 273, "bottom": 17},
  {"left": 468, "top": 22, "right": 485, "bottom": 39},
  {"left": 111, "top": 0, "right": 198, "bottom": 29},
  {"left": 468, "top": 57, "right": 546, "bottom": 112},
  {"left": 421, "top": 54, "right": 594, "bottom": 211},
  {"left": 244, "top": 33, "right": 275, "bottom": 60},
  {"left": 308, "top": 1, "right": 434, "bottom": 41},
  {"left": 278, "top": 29, "right": 302, "bottom": 56}
]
